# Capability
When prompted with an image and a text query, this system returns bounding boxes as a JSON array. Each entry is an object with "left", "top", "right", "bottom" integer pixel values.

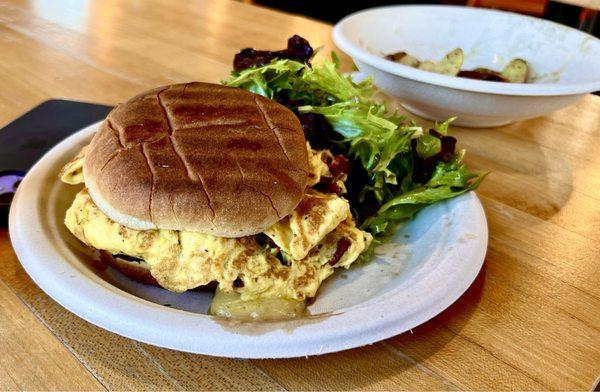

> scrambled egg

[
  {"left": 306, "top": 143, "right": 331, "bottom": 187},
  {"left": 59, "top": 145, "right": 87, "bottom": 185},
  {"left": 264, "top": 190, "right": 350, "bottom": 260},
  {"left": 66, "top": 188, "right": 370, "bottom": 301},
  {"left": 306, "top": 144, "right": 347, "bottom": 193},
  {"left": 61, "top": 144, "right": 372, "bottom": 314}
]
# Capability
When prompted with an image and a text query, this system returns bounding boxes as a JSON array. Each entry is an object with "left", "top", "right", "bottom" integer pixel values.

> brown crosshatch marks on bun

[{"left": 84, "top": 82, "right": 309, "bottom": 237}]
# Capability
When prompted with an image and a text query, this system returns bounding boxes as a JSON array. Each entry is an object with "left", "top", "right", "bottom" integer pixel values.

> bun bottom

[
  {"left": 99, "top": 251, "right": 159, "bottom": 286},
  {"left": 99, "top": 251, "right": 217, "bottom": 291}
]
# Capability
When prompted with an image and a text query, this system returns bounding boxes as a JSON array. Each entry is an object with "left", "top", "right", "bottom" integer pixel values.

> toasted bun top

[{"left": 84, "top": 82, "right": 308, "bottom": 237}]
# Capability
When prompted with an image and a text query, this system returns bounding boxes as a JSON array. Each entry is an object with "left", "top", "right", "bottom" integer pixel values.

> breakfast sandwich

[{"left": 60, "top": 82, "right": 372, "bottom": 320}]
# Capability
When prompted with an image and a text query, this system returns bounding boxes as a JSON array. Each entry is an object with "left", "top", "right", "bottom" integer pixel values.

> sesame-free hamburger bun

[{"left": 83, "top": 82, "right": 308, "bottom": 237}]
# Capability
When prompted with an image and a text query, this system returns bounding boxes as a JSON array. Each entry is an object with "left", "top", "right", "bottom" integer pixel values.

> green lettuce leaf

[
  {"left": 222, "top": 59, "right": 306, "bottom": 99},
  {"left": 301, "top": 54, "right": 375, "bottom": 103},
  {"left": 415, "top": 117, "right": 455, "bottom": 158},
  {"left": 298, "top": 102, "right": 422, "bottom": 186},
  {"left": 363, "top": 153, "right": 487, "bottom": 236},
  {"left": 222, "top": 52, "right": 486, "bottom": 244}
]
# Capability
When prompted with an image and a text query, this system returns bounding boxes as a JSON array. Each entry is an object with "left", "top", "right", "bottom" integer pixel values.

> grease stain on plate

[
  {"left": 458, "top": 233, "right": 478, "bottom": 244},
  {"left": 375, "top": 243, "right": 408, "bottom": 261}
]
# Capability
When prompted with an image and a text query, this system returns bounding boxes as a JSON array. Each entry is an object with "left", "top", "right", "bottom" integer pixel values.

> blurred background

[{"left": 244, "top": 0, "right": 599, "bottom": 37}]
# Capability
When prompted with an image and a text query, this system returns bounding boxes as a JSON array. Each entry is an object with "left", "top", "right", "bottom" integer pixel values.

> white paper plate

[{"left": 9, "top": 122, "right": 487, "bottom": 358}]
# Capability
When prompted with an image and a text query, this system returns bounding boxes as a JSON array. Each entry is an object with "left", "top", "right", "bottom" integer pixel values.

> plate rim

[{"left": 9, "top": 122, "right": 488, "bottom": 358}]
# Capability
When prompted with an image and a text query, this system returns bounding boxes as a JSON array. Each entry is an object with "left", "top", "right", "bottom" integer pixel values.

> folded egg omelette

[{"left": 61, "top": 143, "right": 372, "bottom": 319}]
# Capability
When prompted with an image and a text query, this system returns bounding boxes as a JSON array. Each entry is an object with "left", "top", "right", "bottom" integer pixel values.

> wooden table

[
  {"left": 553, "top": 0, "right": 600, "bottom": 10},
  {"left": 0, "top": 0, "right": 598, "bottom": 390}
]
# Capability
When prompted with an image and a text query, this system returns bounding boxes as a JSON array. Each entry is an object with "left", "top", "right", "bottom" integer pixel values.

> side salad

[{"left": 223, "top": 35, "right": 485, "bottom": 254}]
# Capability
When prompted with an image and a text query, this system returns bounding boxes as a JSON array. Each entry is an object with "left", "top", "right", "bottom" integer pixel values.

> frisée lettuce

[{"left": 223, "top": 37, "right": 485, "bottom": 248}]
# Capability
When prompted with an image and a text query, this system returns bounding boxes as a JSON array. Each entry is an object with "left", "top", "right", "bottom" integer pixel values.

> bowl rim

[{"left": 333, "top": 4, "right": 600, "bottom": 97}]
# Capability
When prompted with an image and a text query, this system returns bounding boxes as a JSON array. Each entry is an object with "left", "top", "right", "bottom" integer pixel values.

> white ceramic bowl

[{"left": 333, "top": 5, "right": 600, "bottom": 127}]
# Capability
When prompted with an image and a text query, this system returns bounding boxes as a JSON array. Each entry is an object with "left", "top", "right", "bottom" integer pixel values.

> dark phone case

[{"left": 0, "top": 99, "right": 113, "bottom": 226}]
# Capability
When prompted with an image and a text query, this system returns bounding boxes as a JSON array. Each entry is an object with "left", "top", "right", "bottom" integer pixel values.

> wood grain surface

[
  {"left": 0, "top": 0, "right": 598, "bottom": 390},
  {"left": 553, "top": 0, "right": 600, "bottom": 10}
]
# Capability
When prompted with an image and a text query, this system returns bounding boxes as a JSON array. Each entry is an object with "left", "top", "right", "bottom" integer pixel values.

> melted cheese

[{"left": 210, "top": 289, "right": 306, "bottom": 321}]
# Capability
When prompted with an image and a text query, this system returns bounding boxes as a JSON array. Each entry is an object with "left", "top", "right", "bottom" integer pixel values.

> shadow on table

[
  {"left": 460, "top": 116, "right": 575, "bottom": 224},
  {"left": 255, "top": 265, "right": 488, "bottom": 390},
  {"left": 368, "top": 112, "right": 578, "bottom": 385},
  {"left": 385, "top": 260, "right": 487, "bottom": 359},
  {"left": 391, "top": 93, "right": 576, "bottom": 225},
  {"left": 255, "top": 113, "right": 580, "bottom": 388}
]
